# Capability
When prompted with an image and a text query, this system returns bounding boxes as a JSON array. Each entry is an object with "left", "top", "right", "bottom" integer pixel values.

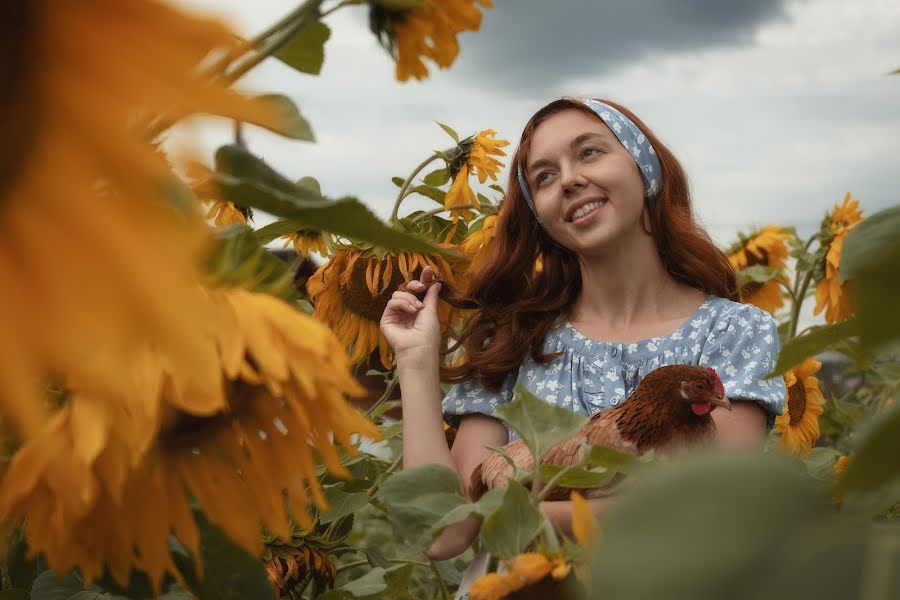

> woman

[{"left": 380, "top": 98, "right": 786, "bottom": 564}]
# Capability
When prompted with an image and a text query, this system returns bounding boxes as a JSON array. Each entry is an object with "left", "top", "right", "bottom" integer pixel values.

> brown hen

[{"left": 469, "top": 365, "right": 731, "bottom": 500}]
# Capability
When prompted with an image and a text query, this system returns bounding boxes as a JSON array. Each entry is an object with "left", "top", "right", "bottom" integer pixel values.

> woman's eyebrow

[{"left": 527, "top": 132, "right": 609, "bottom": 173}]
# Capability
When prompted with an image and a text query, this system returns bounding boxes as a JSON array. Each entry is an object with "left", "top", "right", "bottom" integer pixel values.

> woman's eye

[
  {"left": 582, "top": 147, "right": 600, "bottom": 158},
  {"left": 535, "top": 172, "right": 551, "bottom": 185}
]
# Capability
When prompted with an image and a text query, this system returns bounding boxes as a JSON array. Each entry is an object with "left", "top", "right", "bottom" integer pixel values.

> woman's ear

[{"left": 641, "top": 203, "right": 653, "bottom": 235}]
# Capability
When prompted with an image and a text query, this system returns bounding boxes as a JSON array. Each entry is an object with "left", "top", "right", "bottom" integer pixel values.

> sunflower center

[
  {"left": 1, "top": 0, "right": 38, "bottom": 198},
  {"left": 339, "top": 256, "right": 415, "bottom": 322},
  {"left": 787, "top": 380, "right": 807, "bottom": 426}
]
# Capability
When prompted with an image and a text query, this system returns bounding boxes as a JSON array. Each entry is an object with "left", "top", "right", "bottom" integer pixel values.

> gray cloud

[{"left": 445, "top": 0, "right": 789, "bottom": 89}]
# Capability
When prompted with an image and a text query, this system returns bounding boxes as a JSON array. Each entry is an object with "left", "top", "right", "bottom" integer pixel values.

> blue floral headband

[{"left": 517, "top": 98, "right": 663, "bottom": 223}]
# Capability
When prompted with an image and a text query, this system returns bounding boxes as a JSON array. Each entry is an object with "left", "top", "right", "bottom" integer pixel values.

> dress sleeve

[
  {"left": 441, "top": 372, "right": 516, "bottom": 429},
  {"left": 698, "top": 303, "right": 786, "bottom": 422}
]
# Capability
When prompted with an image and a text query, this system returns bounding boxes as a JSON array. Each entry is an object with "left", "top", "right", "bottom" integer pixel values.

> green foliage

[
  {"left": 30, "top": 571, "right": 82, "bottom": 600},
  {"left": 480, "top": 481, "right": 543, "bottom": 560},
  {"left": 320, "top": 485, "right": 371, "bottom": 525},
  {"left": 274, "top": 21, "right": 331, "bottom": 76},
  {"left": 254, "top": 94, "right": 315, "bottom": 141},
  {"left": 213, "top": 145, "right": 446, "bottom": 254},
  {"left": 769, "top": 319, "right": 859, "bottom": 376},
  {"left": 319, "top": 564, "right": 415, "bottom": 600},
  {"left": 205, "top": 224, "right": 300, "bottom": 301},
  {"left": 840, "top": 403, "right": 900, "bottom": 493},
  {"left": 494, "top": 380, "right": 587, "bottom": 464}
]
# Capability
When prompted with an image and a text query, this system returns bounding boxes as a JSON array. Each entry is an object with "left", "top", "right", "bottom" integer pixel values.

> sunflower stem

[
  {"left": 364, "top": 373, "right": 399, "bottom": 418},
  {"left": 537, "top": 507, "right": 561, "bottom": 552},
  {"left": 788, "top": 260, "right": 817, "bottom": 342},
  {"left": 430, "top": 559, "right": 452, "bottom": 600},
  {"left": 366, "top": 454, "right": 403, "bottom": 498},
  {"left": 390, "top": 154, "right": 442, "bottom": 225}
]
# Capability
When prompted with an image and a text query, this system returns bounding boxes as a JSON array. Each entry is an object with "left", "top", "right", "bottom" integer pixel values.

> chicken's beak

[{"left": 711, "top": 395, "right": 732, "bottom": 412}]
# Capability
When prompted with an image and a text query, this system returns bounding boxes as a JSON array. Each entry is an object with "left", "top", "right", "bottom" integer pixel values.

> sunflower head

[
  {"left": 774, "top": 357, "right": 825, "bottom": 457},
  {"left": 307, "top": 247, "right": 458, "bottom": 368},
  {"left": 726, "top": 225, "right": 792, "bottom": 314},
  {"left": 445, "top": 130, "right": 509, "bottom": 222},
  {"left": 469, "top": 552, "right": 580, "bottom": 600},
  {"left": 369, "top": 0, "right": 494, "bottom": 82},
  {"left": 813, "top": 193, "right": 864, "bottom": 324},
  {"left": 264, "top": 536, "right": 337, "bottom": 597},
  {"left": 282, "top": 229, "right": 330, "bottom": 258}
]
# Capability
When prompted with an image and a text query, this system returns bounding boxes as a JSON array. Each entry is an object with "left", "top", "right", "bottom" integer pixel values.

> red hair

[{"left": 442, "top": 98, "right": 738, "bottom": 391}]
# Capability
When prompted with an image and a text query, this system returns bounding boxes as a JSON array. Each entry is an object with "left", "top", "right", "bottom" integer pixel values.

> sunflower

[
  {"left": 569, "top": 491, "right": 598, "bottom": 548},
  {"left": 727, "top": 225, "right": 792, "bottom": 314},
  {"left": 814, "top": 193, "right": 864, "bottom": 324},
  {"left": 0, "top": 0, "right": 285, "bottom": 439},
  {"left": 264, "top": 534, "right": 337, "bottom": 598},
  {"left": 307, "top": 248, "right": 458, "bottom": 369},
  {"left": 445, "top": 130, "right": 509, "bottom": 222},
  {"left": 469, "top": 553, "right": 576, "bottom": 600},
  {"left": 774, "top": 357, "right": 825, "bottom": 457},
  {"left": 282, "top": 229, "right": 330, "bottom": 258},
  {"left": 372, "top": 0, "right": 494, "bottom": 82},
  {"left": 0, "top": 287, "right": 377, "bottom": 588}
]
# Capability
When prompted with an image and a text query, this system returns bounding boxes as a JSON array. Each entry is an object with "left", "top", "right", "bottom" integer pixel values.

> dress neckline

[{"left": 563, "top": 295, "right": 714, "bottom": 347}]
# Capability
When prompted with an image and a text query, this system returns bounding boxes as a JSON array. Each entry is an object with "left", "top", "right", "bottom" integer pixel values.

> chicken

[{"left": 469, "top": 365, "right": 730, "bottom": 500}]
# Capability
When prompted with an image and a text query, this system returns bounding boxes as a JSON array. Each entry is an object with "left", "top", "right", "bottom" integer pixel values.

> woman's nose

[{"left": 560, "top": 166, "right": 587, "bottom": 194}]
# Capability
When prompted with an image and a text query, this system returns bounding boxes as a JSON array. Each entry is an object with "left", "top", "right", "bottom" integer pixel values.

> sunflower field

[{"left": 1, "top": 1, "right": 898, "bottom": 599}]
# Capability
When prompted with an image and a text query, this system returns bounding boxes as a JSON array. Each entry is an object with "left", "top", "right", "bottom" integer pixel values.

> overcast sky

[{"left": 171, "top": 0, "right": 900, "bottom": 247}]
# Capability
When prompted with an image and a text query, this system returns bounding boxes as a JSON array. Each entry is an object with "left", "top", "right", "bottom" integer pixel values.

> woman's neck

[{"left": 569, "top": 234, "right": 689, "bottom": 334}]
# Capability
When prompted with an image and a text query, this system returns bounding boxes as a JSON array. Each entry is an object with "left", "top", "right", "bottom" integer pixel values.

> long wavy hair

[{"left": 441, "top": 98, "right": 738, "bottom": 391}]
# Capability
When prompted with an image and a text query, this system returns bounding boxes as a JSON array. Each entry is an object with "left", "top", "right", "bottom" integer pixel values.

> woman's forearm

[
  {"left": 540, "top": 496, "right": 617, "bottom": 537},
  {"left": 396, "top": 353, "right": 454, "bottom": 472}
]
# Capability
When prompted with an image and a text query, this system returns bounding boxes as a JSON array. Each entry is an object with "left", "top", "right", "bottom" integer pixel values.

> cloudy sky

[{"left": 172, "top": 0, "right": 899, "bottom": 246}]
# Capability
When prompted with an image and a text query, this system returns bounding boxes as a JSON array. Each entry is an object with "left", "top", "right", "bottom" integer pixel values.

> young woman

[{"left": 380, "top": 98, "right": 786, "bottom": 563}]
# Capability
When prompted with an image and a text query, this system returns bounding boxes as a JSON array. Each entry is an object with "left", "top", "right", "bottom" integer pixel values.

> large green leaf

[
  {"left": 767, "top": 319, "right": 859, "bottom": 377},
  {"left": 840, "top": 203, "right": 900, "bottom": 279},
  {"left": 318, "top": 563, "right": 415, "bottom": 600},
  {"left": 494, "top": 380, "right": 586, "bottom": 463},
  {"left": 479, "top": 480, "right": 543, "bottom": 559},
  {"left": 30, "top": 572, "right": 82, "bottom": 600},
  {"left": 839, "top": 403, "right": 900, "bottom": 493},
  {"left": 205, "top": 224, "right": 299, "bottom": 301},
  {"left": 376, "top": 464, "right": 461, "bottom": 503},
  {"left": 429, "top": 487, "right": 506, "bottom": 538},
  {"left": 319, "top": 485, "right": 370, "bottom": 524},
  {"left": 583, "top": 445, "right": 640, "bottom": 473},
  {"left": 590, "top": 453, "right": 834, "bottom": 600},
  {"left": 534, "top": 464, "right": 615, "bottom": 489},
  {"left": 253, "top": 94, "right": 314, "bottom": 142},
  {"left": 214, "top": 146, "right": 445, "bottom": 254},
  {"left": 252, "top": 219, "right": 305, "bottom": 245},
  {"left": 274, "top": 21, "right": 331, "bottom": 75},
  {"left": 174, "top": 514, "right": 274, "bottom": 600},
  {"left": 736, "top": 264, "right": 781, "bottom": 285}
]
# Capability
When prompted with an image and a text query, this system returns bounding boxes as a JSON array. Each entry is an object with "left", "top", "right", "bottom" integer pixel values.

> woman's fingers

[
  {"left": 385, "top": 298, "right": 421, "bottom": 315},
  {"left": 420, "top": 266, "right": 434, "bottom": 286},
  {"left": 423, "top": 281, "right": 442, "bottom": 310},
  {"left": 391, "top": 290, "right": 425, "bottom": 307}
]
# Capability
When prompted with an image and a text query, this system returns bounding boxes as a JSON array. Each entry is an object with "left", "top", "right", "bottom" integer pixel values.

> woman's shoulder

[{"left": 703, "top": 295, "right": 777, "bottom": 327}]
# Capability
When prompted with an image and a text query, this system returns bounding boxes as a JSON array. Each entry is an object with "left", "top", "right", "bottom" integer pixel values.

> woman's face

[{"left": 525, "top": 109, "right": 647, "bottom": 257}]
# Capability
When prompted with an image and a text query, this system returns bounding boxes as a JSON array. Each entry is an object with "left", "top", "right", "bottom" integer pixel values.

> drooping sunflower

[
  {"left": 0, "top": 0, "right": 285, "bottom": 438},
  {"left": 727, "top": 225, "right": 792, "bottom": 314},
  {"left": 282, "top": 229, "right": 330, "bottom": 258},
  {"left": 307, "top": 248, "right": 458, "bottom": 369},
  {"left": 370, "top": 0, "right": 494, "bottom": 81},
  {"left": 264, "top": 531, "right": 337, "bottom": 598},
  {"left": 469, "top": 553, "right": 577, "bottom": 600},
  {"left": 814, "top": 193, "right": 864, "bottom": 324},
  {"left": 0, "top": 287, "right": 377, "bottom": 588},
  {"left": 774, "top": 357, "right": 825, "bottom": 457},
  {"left": 445, "top": 130, "right": 509, "bottom": 221}
]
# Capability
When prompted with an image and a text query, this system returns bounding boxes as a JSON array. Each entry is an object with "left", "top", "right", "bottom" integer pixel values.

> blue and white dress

[{"left": 443, "top": 296, "right": 786, "bottom": 435}]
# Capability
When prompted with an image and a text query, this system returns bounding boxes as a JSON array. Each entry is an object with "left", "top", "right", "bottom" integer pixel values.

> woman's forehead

[{"left": 527, "top": 110, "right": 616, "bottom": 162}]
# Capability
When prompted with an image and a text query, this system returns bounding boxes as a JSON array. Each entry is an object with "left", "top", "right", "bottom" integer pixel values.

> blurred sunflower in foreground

[
  {"left": 774, "top": 357, "right": 825, "bottom": 457},
  {"left": 0, "top": 287, "right": 377, "bottom": 587},
  {"left": 0, "top": 0, "right": 286, "bottom": 438},
  {"left": 308, "top": 246, "right": 458, "bottom": 368},
  {"left": 370, "top": 0, "right": 495, "bottom": 82},
  {"left": 727, "top": 225, "right": 792, "bottom": 314},
  {"left": 445, "top": 129, "right": 509, "bottom": 221},
  {"left": 814, "top": 192, "right": 863, "bottom": 324},
  {"left": 469, "top": 552, "right": 579, "bottom": 600}
]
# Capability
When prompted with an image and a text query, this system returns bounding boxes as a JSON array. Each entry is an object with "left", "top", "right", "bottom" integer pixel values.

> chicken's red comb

[{"left": 706, "top": 367, "right": 725, "bottom": 396}]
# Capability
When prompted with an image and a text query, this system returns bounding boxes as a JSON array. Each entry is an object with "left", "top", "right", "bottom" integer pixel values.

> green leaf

[
  {"left": 736, "top": 264, "right": 781, "bottom": 284},
  {"left": 252, "top": 219, "right": 305, "bottom": 245},
  {"left": 175, "top": 513, "right": 274, "bottom": 600},
  {"left": 4, "top": 532, "right": 40, "bottom": 591},
  {"left": 429, "top": 487, "right": 506, "bottom": 538},
  {"left": 841, "top": 204, "right": 900, "bottom": 280},
  {"left": 423, "top": 168, "right": 450, "bottom": 187},
  {"left": 205, "top": 224, "right": 298, "bottom": 301},
  {"left": 840, "top": 403, "right": 900, "bottom": 492},
  {"left": 30, "top": 571, "right": 82, "bottom": 600},
  {"left": 494, "top": 380, "right": 586, "bottom": 463},
  {"left": 319, "top": 563, "right": 414, "bottom": 599},
  {"left": 480, "top": 480, "right": 543, "bottom": 559},
  {"left": 253, "top": 94, "right": 314, "bottom": 141},
  {"left": 411, "top": 184, "right": 446, "bottom": 205},
  {"left": 535, "top": 464, "right": 615, "bottom": 488},
  {"left": 590, "top": 453, "right": 833, "bottom": 600},
  {"left": 583, "top": 445, "right": 640, "bottom": 473},
  {"left": 376, "top": 464, "right": 461, "bottom": 503},
  {"left": 214, "top": 146, "right": 445, "bottom": 254},
  {"left": 0, "top": 591, "right": 31, "bottom": 600},
  {"left": 891, "top": 66, "right": 900, "bottom": 75},
  {"left": 767, "top": 319, "right": 860, "bottom": 377},
  {"left": 297, "top": 176, "right": 321, "bottom": 194},
  {"left": 319, "top": 486, "right": 370, "bottom": 524},
  {"left": 802, "top": 446, "right": 840, "bottom": 481},
  {"left": 437, "top": 122, "right": 460, "bottom": 143},
  {"left": 274, "top": 21, "right": 331, "bottom": 75},
  {"left": 391, "top": 176, "right": 405, "bottom": 188},
  {"left": 364, "top": 546, "right": 392, "bottom": 569}
]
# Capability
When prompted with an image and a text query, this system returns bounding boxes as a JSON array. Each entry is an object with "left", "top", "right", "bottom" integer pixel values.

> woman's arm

[{"left": 712, "top": 399, "right": 767, "bottom": 450}]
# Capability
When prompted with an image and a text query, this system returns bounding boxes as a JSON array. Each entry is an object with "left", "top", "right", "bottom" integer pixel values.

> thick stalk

[
  {"left": 390, "top": 154, "right": 441, "bottom": 225},
  {"left": 786, "top": 235, "right": 820, "bottom": 342},
  {"left": 430, "top": 559, "right": 452, "bottom": 600},
  {"left": 365, "top": 375, "right": 399, "bottom": 418}
]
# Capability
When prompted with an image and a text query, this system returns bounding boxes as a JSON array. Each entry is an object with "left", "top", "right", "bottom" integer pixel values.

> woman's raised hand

[{"left": 380, "top": 266, "right": 442, "bottom": 363}]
